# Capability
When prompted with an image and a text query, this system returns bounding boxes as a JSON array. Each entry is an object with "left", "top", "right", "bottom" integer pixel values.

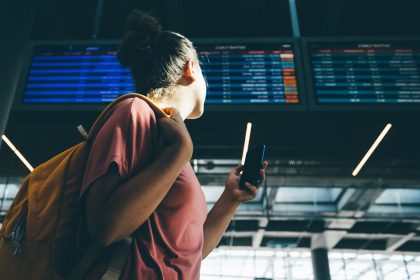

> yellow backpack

[{"left": 0, "top": 94, "right": 166, "bottom": 280}]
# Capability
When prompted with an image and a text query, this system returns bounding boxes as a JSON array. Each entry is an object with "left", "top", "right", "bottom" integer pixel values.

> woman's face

[
  {"left": 188, "top": 63, "right": 207, "bottom": 119},
  {"left": 197, "top": 65, "right": 207, "bottom": 110}
]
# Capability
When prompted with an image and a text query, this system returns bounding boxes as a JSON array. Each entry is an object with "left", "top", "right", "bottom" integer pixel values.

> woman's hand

[
  {"left": 223, "top": 161, "right": 268, "bottom": 203},
  {"left": 158, "top": 107, "right": 193, "bottom": 159}
]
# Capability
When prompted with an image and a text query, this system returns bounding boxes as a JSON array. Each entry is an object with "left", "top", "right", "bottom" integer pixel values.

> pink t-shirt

[{"left": 78, "top": 97, "right": 208, "bottom": 279}]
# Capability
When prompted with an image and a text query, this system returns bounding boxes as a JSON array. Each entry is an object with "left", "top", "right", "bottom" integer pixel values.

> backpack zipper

[{"left": 1, "top": 204, "right": 27, "bottom": 256}]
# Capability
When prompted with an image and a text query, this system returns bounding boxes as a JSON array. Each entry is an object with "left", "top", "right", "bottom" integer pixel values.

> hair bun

[
  {"left": 125, "top": 10, "right": 162, "bottom": 38},
  {"left": 117, "top": 10, "right": 162, "bottom": 67}
]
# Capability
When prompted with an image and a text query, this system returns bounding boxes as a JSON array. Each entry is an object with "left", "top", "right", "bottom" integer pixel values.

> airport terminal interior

[{"left": 1, "top": 0, "right": 420, "bottom": 279}]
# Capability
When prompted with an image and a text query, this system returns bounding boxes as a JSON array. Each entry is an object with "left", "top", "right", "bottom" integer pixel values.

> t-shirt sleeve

[{"left": 79, "top": 98, "right": 158, "bottom": 201}]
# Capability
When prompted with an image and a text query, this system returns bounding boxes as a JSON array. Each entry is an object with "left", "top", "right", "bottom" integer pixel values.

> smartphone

[{"left": 240, "top": 144, "right": 266, "bottom": 188}]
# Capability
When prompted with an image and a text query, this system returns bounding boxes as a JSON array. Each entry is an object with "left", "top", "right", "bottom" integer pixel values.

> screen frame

[
  {"left": 301, "top": 36, "right": 420, "bottom": 112},
  {"left": 13, "top": 38, "right": 308, "bottom": 112}
]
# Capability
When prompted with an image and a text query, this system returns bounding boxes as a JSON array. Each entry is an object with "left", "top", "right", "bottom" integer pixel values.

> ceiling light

[
  {"left": 241, "top": 122, "right": 252, "bottom": 165},
  {"left": 1, "top": 135, "right": 34, "bottom": 172},
  {"left": 352, "top": 123, "right": 392, "bottom": 176}
]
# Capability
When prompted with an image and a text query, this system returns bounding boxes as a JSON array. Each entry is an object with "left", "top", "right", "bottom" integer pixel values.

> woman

[{"left": 79, "top": 10, "right": 268, "bottom": 279}]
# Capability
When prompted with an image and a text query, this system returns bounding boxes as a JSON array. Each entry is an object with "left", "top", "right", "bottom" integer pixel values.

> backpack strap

[
  {"left": 87, "top": 93, "right": 168, "bottom": 142},
  {"left": 66, "top": 242, "right": 106, "bottom": 280},
  {"left": 100, "top": 237, "right": 133, "bottom": 280},
  {"left": 66, "top": 237, "right": 132, "bottom": 280}
]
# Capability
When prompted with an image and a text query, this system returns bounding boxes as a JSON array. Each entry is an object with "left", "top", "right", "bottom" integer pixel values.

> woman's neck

[{"left": 148, "top": 86, "right": 195, "bottom": 120}]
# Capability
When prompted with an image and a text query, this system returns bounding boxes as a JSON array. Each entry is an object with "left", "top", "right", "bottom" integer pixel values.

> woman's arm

[
  {"left": 202, "top": 162, "right": 268, "bottom": 259},
  {"left": 202, "top": 191, "right": 240, "bottom": 259},
  {"left": 85, "top": 109, "right": 192, "bottom": 246}
]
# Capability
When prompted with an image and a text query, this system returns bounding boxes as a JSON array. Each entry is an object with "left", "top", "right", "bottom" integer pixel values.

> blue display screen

[
  {"left": 23, "top": 45, "right": 131, "bottom": 103},
  {"left": 23, "top": 42, "right": 300, "bottom": 104},
  {"left": 308, "top": 41, "right": 420, "bottom": 104},
  {"left": 197, "top": 42, "right": 300, "bottom": 104}
]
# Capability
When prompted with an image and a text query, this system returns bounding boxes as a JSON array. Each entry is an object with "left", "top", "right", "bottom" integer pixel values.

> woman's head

[{"left": 117, "top": 10, "right": 207, "bottom": 119}]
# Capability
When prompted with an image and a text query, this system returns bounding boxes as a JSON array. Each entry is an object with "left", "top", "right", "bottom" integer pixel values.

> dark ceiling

[{"left": 29, "top": 0, "right": 420, "bottom": 40}]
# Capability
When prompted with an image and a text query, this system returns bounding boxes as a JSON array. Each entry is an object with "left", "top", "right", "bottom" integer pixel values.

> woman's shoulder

[
  {"left": 112, "top": 96, "right": 155, "bottom": 118},
  {"left": 97, "top": 97, "right": 155, "bottom": 133},
  {"left": 112, "top": 96, "right": 150, "bottom": 110},
  {"left": 131, "top": 96, "right": 155, "bottom": 112},
  {"left": 117, "top": 97, "right": 159, "bottom": 129}
]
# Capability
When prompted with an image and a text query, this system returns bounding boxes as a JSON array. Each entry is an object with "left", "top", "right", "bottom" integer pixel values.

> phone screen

[{"left": 240, "top": 144, "right": 266, "bottom": 188}]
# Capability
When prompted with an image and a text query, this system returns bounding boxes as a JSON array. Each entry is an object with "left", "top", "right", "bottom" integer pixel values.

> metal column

[
  {"left": 92, "top": 0, "right": 105, "bottom": 39},
  {"left": 0, "top": 0, "right": 37, "bottom": 149},
  {"left": 311, "top": 248, "right": 332, "bottom": 280},
  {"left": 288, "top": 0, "right": 301, "bottom": 37}
]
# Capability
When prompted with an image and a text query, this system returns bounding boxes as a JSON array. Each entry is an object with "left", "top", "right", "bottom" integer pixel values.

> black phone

[{"left": 240, "top": 144, "right": 266, "bottom": 188}]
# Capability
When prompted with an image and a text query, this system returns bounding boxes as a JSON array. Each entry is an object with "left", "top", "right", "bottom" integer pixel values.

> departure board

[
  {"left": 197, "top": 42, "right": 299, "bottom": 104},
  {"left": 22, "top": 42, "right": 300, "bottom": 105},
  {"left": 22, "top": 44, "right": 133, "bottom": 103},
  {"left": 308, "top": 41, "right": 420, "bottom": 104}
]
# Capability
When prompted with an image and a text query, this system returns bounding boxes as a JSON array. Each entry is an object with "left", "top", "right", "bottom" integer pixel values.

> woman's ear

[{"left": 183, "top": 60, "right": 197, "bottom": 82}]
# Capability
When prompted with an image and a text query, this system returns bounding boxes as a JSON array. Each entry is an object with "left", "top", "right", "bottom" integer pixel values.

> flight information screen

[
  {"left": 22, "top": 45, "right": 132, "bottom": 103},
  {"left": 308, "top": 41, "right": 420, "bottom": 104},
  {"left": 22, "top": 42, "right": 300, "bottom": 105},
  {"left": 196, "top": 42, "right": 300, "bottom": 104}
]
